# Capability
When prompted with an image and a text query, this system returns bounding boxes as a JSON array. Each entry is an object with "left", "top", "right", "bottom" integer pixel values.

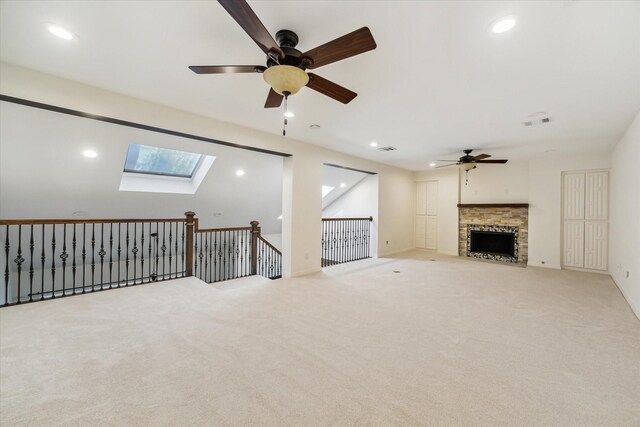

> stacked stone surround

[{"left": 458, "top": 206, "right": 528, "bottom": 264}]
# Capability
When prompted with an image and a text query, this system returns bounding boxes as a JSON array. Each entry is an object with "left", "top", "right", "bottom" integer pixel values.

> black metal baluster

[
  {"left": 181, "top": 223, "right": 185, "bottom": 276},
  {"left": 209, "top": 232, "right": 214, "bottom": 282},
  {"left": 148, "top": 223, "right": 153, "bottom": 281},
  {"left": 29, "top": 225, "right": 34, "bottom": 302},
  {"left": 154, "top": 222, "right": 160, "bottom": 281},
  {"left": 90, "top": 224, "right": 96, "bottom": 291},
  {"left": 61, "top": 224, "right": 68, "bottom": 296},
  {"left": 168, "top": 223, "right": 172, "bottom": 280},
  {"left": 132, "top": 222, "right": 138, "bottom": 285},
  {"left": 40, "top": 225, "right": 46, "bottom": 300},
  {"left": 72, "top": 225, "right": 77, "bottom": 294},
  {"left": 174, "top": 222, "right": 179, "bottom": 278},
  {"left": 117, "top": 223, "right": 121, "bottom": 287},
  {"left": 109, "top": 224, "right": 114, "bottom": 288},
  {"left": 140, "top": 223, "right": 145, "bottom": 283},
  {"left": 161, "top": 222, "right": 166, "bottom": 280},
  {"left": 81, "top": 224, "right": 86, "bottom": 293},
  {"left": 99, "top": 223, "right": 105, "bottom": 289},
  {"left": 50, "top": 225, "right": 57, "bottom": 298},
  {"left": 4, "top": 225, "right": 10, "bottom": 305},
  {"left": 14, "top": 225, "right": 23, "bottom": 303},
  {"left": 194, "top": 231, "right": 199, "bottom": 279},
  {"left": 203, "top": 232, "right": 209, "bottom": 282},
  {"left": 125, "top": 223, "right": 130, "bottom": 285}
]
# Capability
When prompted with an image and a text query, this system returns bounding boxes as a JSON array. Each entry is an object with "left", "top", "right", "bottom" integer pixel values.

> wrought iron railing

[
  {"left": 1, "top": 218, "right": 186, "bottom": 306},
  {"left": 1, "top": 212, "right": 282, "bottom": 307},
  {"left": 321, "top": 217, "right": 373, "bottom": 267},
  {"left": 257, "top": 236, "right": 282, "bottom": 279}
]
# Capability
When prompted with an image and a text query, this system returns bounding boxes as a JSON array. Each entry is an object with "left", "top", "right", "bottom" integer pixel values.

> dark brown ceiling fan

[
  {"left": 436, "top": 149, "right": 509, "bottom": 169},
  {"left": 189, "top": 0, "right": 377, "bottom": 110},
  {"left": 436, "top": 149, "right": 508, "bottom": 184}
]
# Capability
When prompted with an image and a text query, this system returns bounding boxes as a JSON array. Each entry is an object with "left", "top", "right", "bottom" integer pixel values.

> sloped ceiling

[
  {"left": 0, "top": 1, "right": 639, "bottom": 170},
  {"left": 0, "top": 101, "right": 284, "bottom": 233}
]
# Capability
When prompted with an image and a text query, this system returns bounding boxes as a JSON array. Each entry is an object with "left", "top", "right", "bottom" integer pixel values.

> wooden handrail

[
  {"left": 322, "top": 216, "right": 373, "bottom": 222},
  {"left": 258, "top": 236, "right": 282, "bottom": 255},
  {"left": 195, "top": 226, "right": 252, "bottom": 233},
  {"left": 0, "top": 218, "right": 186, "bottom": 225}
]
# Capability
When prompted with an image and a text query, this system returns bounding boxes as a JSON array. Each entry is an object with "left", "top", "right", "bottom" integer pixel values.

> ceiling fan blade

[
  {"left": 189, "top": 65, "right": 266, "bottom": 74},
  {"left": 264, "top": 88, "right": 284, "bottom": 108},
  {"left": 217, "top": 0, "right": 284, "bottom": 58},
  {"left": 302, "top": 27, "right": 377, "bottom": 69},
  {"left": 471, "top": 153, "right": 491, "bottom": 160},
  {"left": 435, "top": 163, "right": 460, "bottom": 168},
  {"left": 306, "top": 73, "right": 357, "bottom": 104},
  {"left": 437, "top": 160, "right": 461, "bottom": 162},
  {"left": 474, "top": 159, "right": 508, "bottom": 164}
]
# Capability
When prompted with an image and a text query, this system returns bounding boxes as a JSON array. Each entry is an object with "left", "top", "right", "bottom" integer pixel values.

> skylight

[
  {"left": 120, "top": 144, "right": 215, "bottom": 194},
  {"left": 124, "top": 144, "right": 203, "bottom": 178},
  {"left": 322, "top": 185, "right": 335, "bottom": 198}
]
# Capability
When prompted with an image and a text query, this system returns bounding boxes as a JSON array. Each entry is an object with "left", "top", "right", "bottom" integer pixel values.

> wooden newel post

[
  {"left": 250, "top": 220, "right": 260, "bottom": 275},
  {"left": 185, "top": 211, "right": 196, "bottom": 277}
]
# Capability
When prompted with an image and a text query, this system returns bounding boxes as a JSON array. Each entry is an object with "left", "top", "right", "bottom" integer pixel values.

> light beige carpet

[{"left": 1, "top": 251, "right": 639, "bottom": 426}]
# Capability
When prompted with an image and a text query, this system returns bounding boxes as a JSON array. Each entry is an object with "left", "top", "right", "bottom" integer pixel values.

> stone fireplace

[{"left": 458, "top": 204, "right": 528, "bottom": 264}]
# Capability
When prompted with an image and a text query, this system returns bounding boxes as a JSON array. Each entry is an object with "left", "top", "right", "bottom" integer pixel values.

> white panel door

[
  {"left": 426, "top": 216, "right": 437, "bottom": 250},
  {"left": 425, "top": 181, "right": 438, "bottom": 216},
  {"left": 416, "top": 182, "right": 427, "bottom": 215},
  {"left": 563, "top": 173, "right": 585, "bottom": 220},
  {"left": 415, "top": 216, "right": 426, "bottom": 248},
  {"left": 584, "top": 222, "right": 608, "bottom": 270},
  {"left": 585, "top": 172, "right": 608, "bottom": 220},
  {"left": 563, "top": 221, "right": 584, "bottom": 268}
]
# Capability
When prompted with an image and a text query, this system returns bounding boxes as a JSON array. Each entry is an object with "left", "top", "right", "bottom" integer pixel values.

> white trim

[{"left": 611, "top": 275, "right": 640, "bottom": 321}]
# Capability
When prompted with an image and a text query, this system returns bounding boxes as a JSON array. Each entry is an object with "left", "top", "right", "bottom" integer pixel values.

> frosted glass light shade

[
  {"left": 462, "top": 163, "right": 477, "bottom": 171},
  {"left": 263, "top": 65, "right": 309, "bottom": 95}
]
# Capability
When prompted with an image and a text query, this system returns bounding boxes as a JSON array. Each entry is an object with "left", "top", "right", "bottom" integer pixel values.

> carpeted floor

[{"left": 1, "top": 251, "right": 639, "bottom": 426}]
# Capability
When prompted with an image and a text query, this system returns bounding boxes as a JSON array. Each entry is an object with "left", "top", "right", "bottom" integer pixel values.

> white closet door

[
  {"left": 426, "top": 216, "right": 437, "bottom": 249},
  {"left": 415, "top": 216, "right": 426, "bottom": 248},
  {"left": 563, "top": 221, "right": 585, "bottom": 268},
  {"left": 584, "top": 222, "right": 608, "bottom": 270},
  {"left": 416, "top": 182, "right": 427, "bottom": 215},
  {"left": 425, "top": 181, "right": 438, "bottom": 215},
  {"left": 563, "top": 173, "right": 585, "bottom": 220},
  {"left": 585, "top": 172, "right": 608, "bottom": 220}
]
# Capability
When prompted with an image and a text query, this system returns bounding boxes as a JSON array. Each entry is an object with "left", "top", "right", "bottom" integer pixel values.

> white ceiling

[
  {"left": 1, "top": 0, "right": 639, "bottom": 171},
  {"left": 322, "top": 165, "right": 370, "bottom": 209}
]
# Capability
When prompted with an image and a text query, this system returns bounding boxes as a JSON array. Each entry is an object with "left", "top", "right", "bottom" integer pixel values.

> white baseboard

[
  {"left": 289, "top": 267, "right": 322, "bottom": 278},
  {"left": 379, "top": 247, "right": 414, "bottom": 257},
  {"left": 527, "top": 262, "right": 561, "bottom": 269},
  {"left": 610, "top": 275, "right": 640, "bottom": 321}
]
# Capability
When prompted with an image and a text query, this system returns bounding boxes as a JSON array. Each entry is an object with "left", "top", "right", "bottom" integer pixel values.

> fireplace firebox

[
  {"left": 470, "top": 231, "right": 515, "bottom": 257},
  {"left": 466, "top": 224, "right": 519, "bottom": 263}
]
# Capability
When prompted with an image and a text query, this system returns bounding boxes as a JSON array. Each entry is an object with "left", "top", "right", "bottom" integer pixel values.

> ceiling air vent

[{"left": 377, "top": 146, "right": 397, "bottom": 152}]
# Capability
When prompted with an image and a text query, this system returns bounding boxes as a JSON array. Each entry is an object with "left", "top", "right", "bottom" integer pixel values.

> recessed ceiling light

[
  {"left": 370, "top": 142, "right": 378, "bottom": 147},
  {"left": 492, "top": 16, "right": 517, "bottom": 34},
  {"left": 429, "top": 163, "right": 436, "bottom": 167},
  {"left": 277, "top": 214, "right": 283, "bottom": 220},
  {"left": 284, "top": 111, "right": 295, "bottom": 118},
  {"left": 340, "top": 183, "right": 346, "bottom": 188},
  {"left": 235, "top": 169, "right": 245, "bottom": 176},
  {"left": 47, "top": 24, "right": 75, "bottom": 40},
  {"left": 82, "top": 150, "right": 97, "bottom": 158}
]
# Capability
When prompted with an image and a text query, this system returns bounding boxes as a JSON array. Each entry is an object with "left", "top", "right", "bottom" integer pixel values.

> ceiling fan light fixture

[
  {"left": 462, "top": 163, "right": 477, "bottom": 171},
  {"left": 263, "top": 65, "right": 309, "bottom": 96}
]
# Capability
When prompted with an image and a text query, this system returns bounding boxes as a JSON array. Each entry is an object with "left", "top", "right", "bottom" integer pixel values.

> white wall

[
  {"left": 0, "top": 100, "right": 284, "bottom": 233},
  {"left": 0, "top": 62, "right": 415, "bottom": 277},
  {"left": 527, "top": 152, "right": 611, "bottom": 268},
  {"left": 610, "top": 111, "right": 640, "bottom": 319},
  {"left": 414, "top": 168, "right": 459, "bottom": 256},
  {"left": 322, "top": 174, "right": 379, "bottom": 257},
  {"left": 460, "top": 160, "right": 529, "bottom": 204}
]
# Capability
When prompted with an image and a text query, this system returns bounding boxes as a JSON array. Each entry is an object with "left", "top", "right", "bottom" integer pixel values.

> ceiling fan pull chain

[{"left": 282, "top": 94, "right": 289, "bottom": 136}]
